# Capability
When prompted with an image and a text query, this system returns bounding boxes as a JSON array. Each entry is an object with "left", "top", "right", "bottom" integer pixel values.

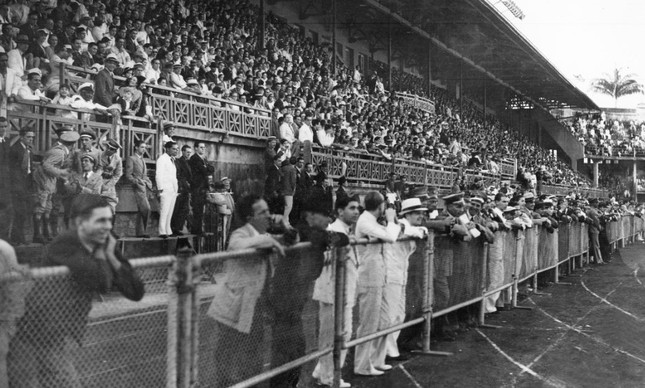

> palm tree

[{"left": 591, "top": 69, "right": 644, "bottom": 107}]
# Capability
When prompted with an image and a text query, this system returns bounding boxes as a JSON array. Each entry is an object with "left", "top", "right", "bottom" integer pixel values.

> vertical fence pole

[
  {"left": 176, "top": 247, "right": 194, "bottom": 388},
  {"left": 512, "top": 230, "right": 531, "bottom": 310},
  {"left": 166, "top": 254, "right": 179, "bottom": 388},
  {"left": 413, "top": 231, "right": 452, "bottom": 356},
  {"left": 479, "top": 242, "right": 489, "bottom": 325},
  {"left": 190, "top": 253, "right": 201, "bottom": 386},
  {"left": 332, "top": 247, "right": 345, "bottom": 388}
]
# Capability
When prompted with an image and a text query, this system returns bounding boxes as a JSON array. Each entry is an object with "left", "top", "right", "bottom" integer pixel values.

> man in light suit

[
  {"left": 126, "top": 140, "right": 152, "bottom": 237},
  {"left": 155, "top": 141, "right": 178, "bottom": 238},
  {"left": 206, "top": 194, "right": 286, "bottom": 387},
  {"left": 354, "top": 191, "right": 400, "bottom": 376}
]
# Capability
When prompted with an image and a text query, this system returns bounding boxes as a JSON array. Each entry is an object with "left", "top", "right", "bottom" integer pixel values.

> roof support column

[
  {"left": 427, "top": 41, "right": 432, "bottom": 97},
  {"left": 331, "top": 0, "right": 336, "bottom": 77},
  {"left": 459, "top": 62, "right": 464, "bottom": 114},
  {"left": 593, "top": 161, "right": 599, "bottom": 188},
  {"left": 387, "top": 22, "right": 392, "bottom": 90},
  {"left": 258, "top": 0, "right": 265, "bottom": 50}
]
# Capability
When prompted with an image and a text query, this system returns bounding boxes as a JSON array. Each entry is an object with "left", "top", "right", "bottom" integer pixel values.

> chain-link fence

[
  {"left": 3, "top": 217, "right": 644, "bottom": 388},
  {"left": 3, "top": 256, "right": 175, "bottom": 388}
]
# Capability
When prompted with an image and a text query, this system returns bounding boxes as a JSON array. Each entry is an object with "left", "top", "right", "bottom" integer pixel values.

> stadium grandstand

[{"left": 2, "top": 0, "right": 644, "bottom": 387}]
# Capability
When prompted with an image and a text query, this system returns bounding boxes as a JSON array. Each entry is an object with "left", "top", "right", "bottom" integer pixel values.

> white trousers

[
  {"left": 158, "top": 191, "right": 177, "bottom": 235},
  {"left": 354, "top": 285, "right": 388, "bottom": 374},
  {"left": 484, "top": 239, "right": 505, "bottom": 313},
  {"left": 312, "top": 262, "right": 357, "bottom": 384},
  {"left": 382, "top": 283, "right": 406, "bottom": 357}
]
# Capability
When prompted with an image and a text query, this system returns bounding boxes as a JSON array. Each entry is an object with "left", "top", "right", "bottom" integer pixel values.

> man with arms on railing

[
  {"left": 206, "top": 194, "right": 290, "bottom": 386},
  {"left": 354, "top": 191, "right": 400, "bottom": 376},
  {"left": 7, "top": 194, "right": 144, "bottom": 388},
  {"left": 382, "top": 198, "right": 429, "bottom": 363},
  {"left": 13, "top": 68, "right": 51, "bottom": 110},
  {"left": 312, "top": 194, "right": 360, "bottom": 388}
]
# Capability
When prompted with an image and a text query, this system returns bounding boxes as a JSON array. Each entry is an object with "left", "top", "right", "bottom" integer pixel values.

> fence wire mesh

[
  {"left": 196, "top": 243, "right": 335, "bottom": 388},
  {"left": 438, "top": 235, "right": 486, "bottom": 309},
  {"left": 520, "top": 227, "right": 538, "bottom": 280},
  {"left": 558, "top": 224, "right": 571, "bottom": 264},
  {"left": 4, "top": 261, "right": 172, "bottom": 388},
  {"left": 537, "top": 227, "right": 558, "bottom": 271}
]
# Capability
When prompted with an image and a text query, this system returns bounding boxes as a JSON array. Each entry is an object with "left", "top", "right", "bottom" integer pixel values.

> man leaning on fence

[
  {"left": 383, "top": 198, "right": 429, "bottom": 362},
  {"left": 270, "top": 190, "right": 349, "bottom": 388},
  {"left": 354, "top": 191, "right": 401, "bottom": 376},
  {"left": 205, "top": 195, "right": 291, "bottom": 387},
  {"left": 312, "top": 195, "right": 360, "bottom": 387},
  {"left": 8, "top": 194, "right": 144, "bottom": 388}
]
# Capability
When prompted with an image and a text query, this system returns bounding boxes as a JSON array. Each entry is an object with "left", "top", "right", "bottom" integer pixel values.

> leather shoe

[
  {"left": 374, "top": 364, "right": 393, "bottom": 371},
  {"left": 354, "top": 368, "right": 384, "bottom": 376},
  {"left": 159, "top": 234, "right": 169, "bottom": 239},
  {"left": 136, "top": 234, "right": 150, "bottom": 238}
]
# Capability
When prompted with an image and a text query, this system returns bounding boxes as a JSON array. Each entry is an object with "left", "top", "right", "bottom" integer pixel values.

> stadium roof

[{"left": 334, "top": 0, "right": 599, "bottom": 112}]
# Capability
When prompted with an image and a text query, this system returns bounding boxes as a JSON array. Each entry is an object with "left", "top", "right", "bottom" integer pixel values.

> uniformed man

[{"left": 31, "top": 130, "right": 79, "bottom": 243}]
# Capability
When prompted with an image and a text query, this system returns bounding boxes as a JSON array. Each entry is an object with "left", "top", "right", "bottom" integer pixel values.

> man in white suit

[
  {"left": 354, "top": 191, "right": 400, "bottom": 376},
  {"left": 155, "top": 141, "right": 178, "bottom": 238}
]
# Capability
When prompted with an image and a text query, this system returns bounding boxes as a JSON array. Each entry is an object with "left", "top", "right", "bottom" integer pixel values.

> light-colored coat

[{"left": 206, "top": 223, "right": 275, "bottom": 334}]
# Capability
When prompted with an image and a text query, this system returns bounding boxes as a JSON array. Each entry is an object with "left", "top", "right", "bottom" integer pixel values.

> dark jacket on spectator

[
  {"left": 94, "top": 68, "right": 115, "bottom": 107},
  {"left": 189, "top": 153, "right": 214, "bottom": 193},
  {"left": 14, "top": 230, "right": 144, "bottom": 346},
  {"left": 176, "top": 155, "right": 192, "bottom": 194},
  {"left": 8, "top": 140, "right": 32, "bottom": 194}
]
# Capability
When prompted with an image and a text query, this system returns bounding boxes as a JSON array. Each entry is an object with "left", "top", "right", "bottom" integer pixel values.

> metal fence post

[
  {"left": 167, "top": 253, "right": 180, "bottom": 388},
  {"left": 332, "top": 247, "right": 345, "bottom": 388},
  {"left": 174, "top": 247, "right": 197, "bottom": 388},
  {"left": 512, "top": 230, "right": 531, "bottom": 310},
  {"left": 413, "top": 231, "right": 452, "bottom": 356}
]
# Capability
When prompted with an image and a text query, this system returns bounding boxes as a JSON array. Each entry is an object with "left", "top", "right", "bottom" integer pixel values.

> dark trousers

[
  {"left": 191, "top": 191, "right": 206, "bottom": 235},
  {"left": 133, "top": 188, "right": 151, "bottom": 236},
  {"left": 11, "top": 191, "right": 30, "bottom": 243},
  {"left": 171, "top": 192, "right": 190, "bottom": 234}
]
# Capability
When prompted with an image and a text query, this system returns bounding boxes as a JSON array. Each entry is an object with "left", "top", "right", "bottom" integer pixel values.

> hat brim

[{"left": 400, "top": 205, "right": 428, "bottom": 215}]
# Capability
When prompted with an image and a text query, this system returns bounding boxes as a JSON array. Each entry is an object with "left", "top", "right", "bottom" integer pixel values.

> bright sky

[{"left": 487, "top": 0, "right": 645, "bottom": 109}]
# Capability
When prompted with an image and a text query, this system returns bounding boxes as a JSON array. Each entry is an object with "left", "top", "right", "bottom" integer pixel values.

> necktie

[{"left": 84, "top": 172, "right": 89, "bottom": 180}]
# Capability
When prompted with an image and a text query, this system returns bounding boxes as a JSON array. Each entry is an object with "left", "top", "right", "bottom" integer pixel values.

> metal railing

[{"left": 3, "top": 216, "right": 642, "bottom": 387}]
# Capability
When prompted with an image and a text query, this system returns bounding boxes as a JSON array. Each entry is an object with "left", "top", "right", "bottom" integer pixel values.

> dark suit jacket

[
  {"left": 189, "top": 153, "right": 213, "bottom": 193},
  {"left": 8, "top": 140, "right": 32, "bottom": 193},
  {"left": 176, "top": 156, "right": 192, "bottom": 193},
  {"left": 93, "top": 68, "right": 115, "bottom": 108},
  {"left": 73, "top": 51, "right": 96, "bottom": 68},
  {"left": 15, "top": 230, "right": 144, "bottom": 346}
]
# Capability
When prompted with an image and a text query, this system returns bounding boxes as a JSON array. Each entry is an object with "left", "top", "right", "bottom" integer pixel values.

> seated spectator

[{"left": 12, "top": 69, "right": 51, "bottom": 111}]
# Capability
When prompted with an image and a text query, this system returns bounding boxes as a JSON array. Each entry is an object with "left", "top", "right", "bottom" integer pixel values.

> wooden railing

[{"left": 6, "top": 101, "right": 159, "bottom": 163}]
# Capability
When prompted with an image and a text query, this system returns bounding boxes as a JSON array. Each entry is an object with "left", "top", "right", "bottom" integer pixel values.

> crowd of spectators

[
  {"left": 566, "top": 112, "right": 645, "bottom": 157},
  {"left": 0, "top": 0, "right": 594, "bottom": 191}
]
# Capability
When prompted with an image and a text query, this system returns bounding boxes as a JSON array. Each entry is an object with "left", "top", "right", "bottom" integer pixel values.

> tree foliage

[{"left": 591, "top": 69, "right": 643, "bottom": 106}]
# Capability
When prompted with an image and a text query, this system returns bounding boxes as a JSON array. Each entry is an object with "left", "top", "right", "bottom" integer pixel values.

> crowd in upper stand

[
  {"left": 566, "top": 112, "right": 645, "bottom": 157},
  {"left": 0, "top": 0, "right": 593, "bottom": 189}
]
